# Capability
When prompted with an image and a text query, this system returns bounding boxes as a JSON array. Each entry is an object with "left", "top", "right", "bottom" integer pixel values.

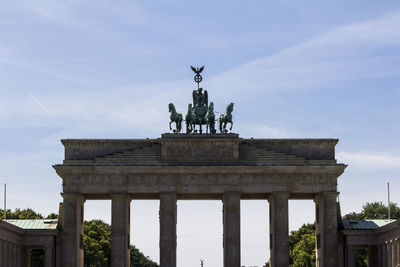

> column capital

[
  {"left": 268, "top": 192, "right": 290, "bottom": 200},
  {"left": 223, "top": 191, "right": 241, "bottom": 199},
  {"left": 159, "top": 192, "right": 177, "bottom": 198},
  {"left": 321, "top": 191, "right": 339, "bottom": 197},
  {"left": 111, "top": 193, "right": 131, "bottom": 199},
  {"left": 314, "top": 191, "right": 338, "bottom": 202}
]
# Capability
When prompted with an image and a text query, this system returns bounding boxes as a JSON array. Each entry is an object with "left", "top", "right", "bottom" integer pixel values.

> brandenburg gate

[{"left": 53, "top": 67, "right": 346, "bottom": 267}]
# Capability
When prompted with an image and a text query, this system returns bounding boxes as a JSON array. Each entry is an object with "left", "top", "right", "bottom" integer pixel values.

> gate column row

[{"left": 62, "top": 191, "right": 338, "bottom": 267}]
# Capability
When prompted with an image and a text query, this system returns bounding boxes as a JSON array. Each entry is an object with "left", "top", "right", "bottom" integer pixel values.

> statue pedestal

[{"left": 160, "top": 133, "right": 241, "bottom": 165}]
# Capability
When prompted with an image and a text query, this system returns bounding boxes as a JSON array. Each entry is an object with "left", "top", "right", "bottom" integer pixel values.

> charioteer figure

[{"left": 169, "top": 65, "right": 234, "bottom": 134}]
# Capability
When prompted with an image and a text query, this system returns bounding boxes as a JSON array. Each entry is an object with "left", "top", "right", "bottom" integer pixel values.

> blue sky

[{"left": 1, "top": 1, "right": 400, "bottom": 266}]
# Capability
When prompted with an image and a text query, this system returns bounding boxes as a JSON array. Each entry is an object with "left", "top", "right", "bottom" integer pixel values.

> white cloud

[
  {"left": 337, "top": 151, "right": 400, "bottom": 170},
  {"left": 238, "top": 124, "right": 293, "bottom": 138}
]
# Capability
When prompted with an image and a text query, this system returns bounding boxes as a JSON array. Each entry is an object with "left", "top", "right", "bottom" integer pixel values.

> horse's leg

[
  {"left": 169, "top": 121, "right": 172, "bottom": 131},
  {"left": 230, "top": 121, "right": 233, "bottom": 131}
]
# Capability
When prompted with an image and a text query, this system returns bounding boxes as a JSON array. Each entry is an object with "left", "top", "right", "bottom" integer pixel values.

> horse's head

[
  {"left": 168, "top": 103, "right": 174, "bottom": 112},
  {"left": 186, "top": 104, "right": 192, "bottom": 115},
  {"left": 209, "top": 102, "right": 214, "bottom": 111},
  {"left": 227, "top": 102, "right": 234, "bottom": 112}
]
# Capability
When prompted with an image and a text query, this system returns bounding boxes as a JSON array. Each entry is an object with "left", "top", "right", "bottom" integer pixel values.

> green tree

[
  {"left": 343, "top": 202, "right": 400, "bottom": 220},
  {"left": 31, "top": 249, "right": 45, "bottom": 267},
  {"left": 83, "top": 219, "right": 158, "bottom": 267},
  {"left": 289, "top": 223, "right": 315, "bottom": 267},
  {"left": 46, "top": 213, "right": 58, "bottom": 219},
  {"left": 0, "top": 208, "right": 44, "bottom": 219},
  {"left": 130, "top": 245, "right": 158, "bottom": 267},
  {"left": 84, "top": 220, "right": 111, "bottom": 267}
]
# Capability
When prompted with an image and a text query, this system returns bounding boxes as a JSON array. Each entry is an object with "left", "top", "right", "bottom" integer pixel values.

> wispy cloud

[
  {"left": 27, "top": 93, "right": 52, "bottom": 116},
  {"left": 209, "top": 11, "right": 400, "bottom": 95},
  {"left": 337, "top": 151, "right": 400, "bottom": 170}
]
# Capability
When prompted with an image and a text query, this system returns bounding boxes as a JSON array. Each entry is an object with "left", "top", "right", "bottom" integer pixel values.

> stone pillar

[
  {"left": 378, "top": 243, "right": 387, "bottom": 267},
  {"left": 45, "top": 247, "right": 53, "bottom": 267},
  {"left": 315, "top": 192, "right": 338, "bottom": 267},
  {"left": 346, "top": 245, "right": 355, "bottom": 267},
  {"left": 11, "top": 243, "right": 17, "bottom": 267},
  {"left": 62, "top": 193, "right": 85, "bottom": 267},
  {"left": 0, "top": 240, "right": 2, "bottom": 265},
  {"left": 269, "top": 192, "right": 289, "bottom": 267},
  {"left": 223, "top": 192, "right": 241, "bottom": 267},
  {"left": 16, "top": 244, "right": 21, "bottom": 267},
  {"left": 111, "top": 194, "right": 131, "bottom": 267},
  {"left": 0, "top": 240, "right": 8, "bottom": 266},
  {"left": 368, "top": 245, "right": 378, "bottom": 267},
  {"left": 397, "top": 239, "right": 400, "bottom": 266},
  {"left": 393, "top": 238, "right": 398, "bottom": 267},
  {"left": 159, "top": 192, "right": 177, "bottom": 267},
  {"left": 22, "top": 246, "right": 31, "bottom": 267},
  {"left": 388, "top": 241, "right": 393, "bottom": 267},
  {"left": 8, "top": 241, "right": 13, "bottom": 267}
]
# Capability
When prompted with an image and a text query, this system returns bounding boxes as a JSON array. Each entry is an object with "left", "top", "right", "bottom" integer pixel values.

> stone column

[
  {"left": 11, "top": 243, "right": 17, "bottom": 267},
  {"left": 16, "top": 244, "right": 21, "bottom": 267},
  {"left": 346, "top": 245, "right": 355, "bottom": 267},
  {"left": 21, "top": 246, "right": 31, "bottom": 267},
  {"left": 368, "top": 245, "right": 378, "bottom": 267},
  {"left": 269, "top": 192, "right": 289, "bottom": 267},
  {"left": 159, "top": 192, "right": 177, "bottom": 267},
  {"left": 3, "top": 241, "right": 8, "bottom": 266},
  {"left": 223, "top": 192, "right": 241, "bottom": 267},
  {"left": 387, "top": 241, "right": 392, "bottom": 267},
  {"left": 45, "top": 247, "right": 53, "bottom": 267},
  {"left": 0, "top": 240, "right": 2, "bottom": 265},
  {"left": 393, "top": 238, "right": 398, "bottom": 267},
  {"left": 315, "top": 192, "right": 338, "bottom": 267},
  {"left": 111, "top": 194, "right": 131, "bottom": 267},
  {"left": 8, "top": 241, "right": 13, "bottom": 267},
  {"left": 397, "top": 238, "right": 400, "bottom": 266},
  {"left": 62, "top": 193, "right": 85, "bottom": 267},
  {"left": 378, "top": 243, "right": 387, "bottom": 267}
]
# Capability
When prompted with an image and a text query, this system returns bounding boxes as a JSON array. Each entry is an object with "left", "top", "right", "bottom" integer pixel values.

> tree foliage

[
  {"left": 84, "top": 220, "right": 112, "bottom": 267},
  {"left": 130, "top": 246, "right": 159, "bottom": 267},
  {"left": 0, "top": 208, "right": 44, "bottom": 219},
  {"left": 343, "top": 202, "right": 400, "bottom": 220},
  {"left": 83, "top": 219, "right": 158, "bottom": 267},
  {"left": 289, "top": 223, "right": 315, "bottom": 267}
]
